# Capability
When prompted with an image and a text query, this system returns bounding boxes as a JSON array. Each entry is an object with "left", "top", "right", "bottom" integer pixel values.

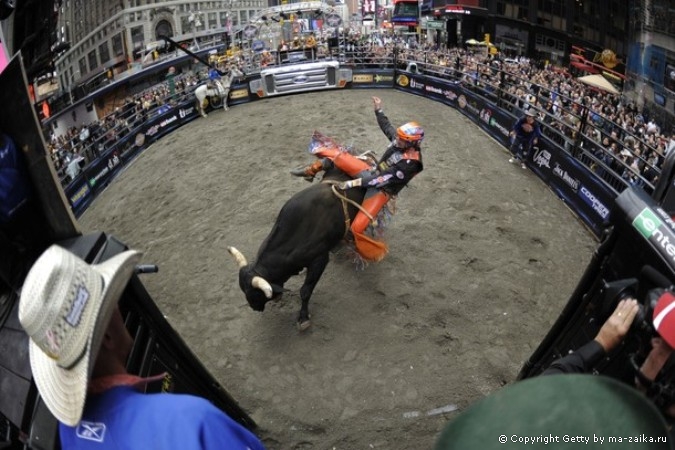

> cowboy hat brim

[{"left": 28, "top": 249, "right": 141, "bottom": 426}]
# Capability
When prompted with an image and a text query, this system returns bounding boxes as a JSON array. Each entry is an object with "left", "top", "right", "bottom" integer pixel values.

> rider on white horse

[
  {"left": 195, "top": 64, "right": 244, "bottom": 117},
  {"left": 207, "top": 66, "right": 225, "bottom": 96}
]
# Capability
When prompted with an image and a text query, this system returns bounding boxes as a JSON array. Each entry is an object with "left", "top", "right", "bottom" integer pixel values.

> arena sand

[{"left": 77, "top": 89, "right": 597, "bottom": 449}]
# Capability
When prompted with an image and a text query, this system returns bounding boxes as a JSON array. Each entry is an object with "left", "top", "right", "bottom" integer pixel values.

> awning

[
  {"left": 570, "top": 61, "right": 600, "bottom": 74},
  {"left": 577, "top": 74, "right": 620, "bottom": 95}
]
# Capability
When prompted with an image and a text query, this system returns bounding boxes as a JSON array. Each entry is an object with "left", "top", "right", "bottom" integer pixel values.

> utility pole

[{"left": 418, "top": 0, "right": 422, "bottom": 44}]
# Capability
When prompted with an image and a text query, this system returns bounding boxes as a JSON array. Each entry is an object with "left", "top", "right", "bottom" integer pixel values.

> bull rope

[{"left": 321, "top": 181, "right": 375, "bottom": 238}]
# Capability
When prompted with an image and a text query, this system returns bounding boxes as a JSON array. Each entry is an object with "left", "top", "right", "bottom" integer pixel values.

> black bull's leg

[{"left": 298, "top": 252, "right": 330, "bottom": 330}]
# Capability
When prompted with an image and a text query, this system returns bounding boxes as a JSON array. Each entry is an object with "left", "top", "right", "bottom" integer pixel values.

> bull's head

[{"left": 227, "top": 246, "right": 281, "bottom": 312}]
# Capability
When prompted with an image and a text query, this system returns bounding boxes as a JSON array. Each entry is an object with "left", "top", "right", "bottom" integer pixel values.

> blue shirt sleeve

[{"left": 198, "top": 400, "right": 267, "bottom": 450}]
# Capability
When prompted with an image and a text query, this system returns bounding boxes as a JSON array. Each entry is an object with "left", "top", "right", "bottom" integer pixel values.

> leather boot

[{"left": 290, "top": 159, "right": 324, "bottom": 181}]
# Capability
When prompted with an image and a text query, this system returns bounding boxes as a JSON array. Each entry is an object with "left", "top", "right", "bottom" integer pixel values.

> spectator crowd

[{"left": 46, "top": 37, "right": 675, "bottom": 194}]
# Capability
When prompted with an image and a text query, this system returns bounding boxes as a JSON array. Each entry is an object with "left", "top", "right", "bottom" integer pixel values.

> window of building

[
  {"left": 181, "top": 15, "right": 192, "bottom": 34},
  {"left": 208, "top": 12, "right": 218, "bottom": 29},
  {"left": 88, "top": 49, "right": 98, "bottom": 71},
  {"left": 131, "top": 25, "right": 145, "bottom": 52},
  {"left": 99, "top": 42, "right": 110, "bottom": 64},
  {"left": 112, "top": 33, "right": 124, "bottom": 57},
  {"left": 79, "top": 57, "right": 87, "bottom": 76}
]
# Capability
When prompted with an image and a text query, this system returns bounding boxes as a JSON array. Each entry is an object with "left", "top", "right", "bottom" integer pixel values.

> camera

[{"left": 602, "top": 274, "right": 675, "bottom": 412}]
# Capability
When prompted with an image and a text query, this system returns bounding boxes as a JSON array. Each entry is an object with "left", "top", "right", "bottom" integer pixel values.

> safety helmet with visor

[{"left": 396, "top": 122, "right": 424, "bottom": 147}]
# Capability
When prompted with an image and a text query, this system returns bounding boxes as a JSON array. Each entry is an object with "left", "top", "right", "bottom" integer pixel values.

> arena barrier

[
  {"left": 0, "top": 56, "right": 256, "bottom": 449},
  {"left": 391, "top": 71, "right": 615, "bottom": 237},
  {"left": 62, "top": 64, "right": 614, "bottom": 238}
]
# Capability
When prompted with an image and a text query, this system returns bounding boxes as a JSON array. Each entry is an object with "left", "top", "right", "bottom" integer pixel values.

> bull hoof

[{"left": 297, "top": 320, "right": 311, "bottom": 331}]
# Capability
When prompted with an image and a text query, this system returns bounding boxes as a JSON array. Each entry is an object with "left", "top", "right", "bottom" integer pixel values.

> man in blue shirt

[
  {"left": 19, "top": 245, "right": 266, "bottom": 450},
  {"left": 508, "top": 108, "right": 541, "bottom": 169}
]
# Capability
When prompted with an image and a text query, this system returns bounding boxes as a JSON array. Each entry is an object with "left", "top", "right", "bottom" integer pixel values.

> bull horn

[
  {"left": 228, "top": 246, "right": 248, "bottom": 268},
  {"left": 252, "top": 276, "right": 274, "bottom": 299}
]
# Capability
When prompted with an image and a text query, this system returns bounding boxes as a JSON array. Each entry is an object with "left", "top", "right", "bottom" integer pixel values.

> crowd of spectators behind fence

[{"left": 46, "top": 37, "right": 675, "bottom": 194}]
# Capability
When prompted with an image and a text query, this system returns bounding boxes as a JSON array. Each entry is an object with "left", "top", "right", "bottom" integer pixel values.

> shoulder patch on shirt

[{"left": 77, "top": 421, "right": 106, "bottom": 442}]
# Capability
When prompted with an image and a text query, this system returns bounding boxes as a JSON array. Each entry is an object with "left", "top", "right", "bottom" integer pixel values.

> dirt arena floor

[{"left": 77, "top": 89, "right": 597, "bottom": 449}]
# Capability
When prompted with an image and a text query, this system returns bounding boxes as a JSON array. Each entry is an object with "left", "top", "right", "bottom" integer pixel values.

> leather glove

[{"left": 338, "top": 178, "right": 362, "bottom": 190}]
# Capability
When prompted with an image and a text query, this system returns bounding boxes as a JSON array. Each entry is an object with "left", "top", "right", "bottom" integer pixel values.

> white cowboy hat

[{"left": 19, "top": 245, "right": 141, "bottom": 426}]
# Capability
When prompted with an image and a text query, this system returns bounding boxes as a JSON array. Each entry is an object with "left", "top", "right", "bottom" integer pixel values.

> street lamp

[
  {"left": 188, "top": 11, "right": 203, "bottom": 50},
  {"left": 225, "top": 0, "right": 238, "bottom": 48}
]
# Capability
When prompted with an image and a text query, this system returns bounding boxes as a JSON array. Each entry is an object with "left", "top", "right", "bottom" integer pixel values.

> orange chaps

[{"left": 314, "top": 146, "right": 389, "bottom": 236}]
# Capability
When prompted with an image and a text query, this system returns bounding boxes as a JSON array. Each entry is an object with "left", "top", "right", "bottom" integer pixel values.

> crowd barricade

[
  {"left": 64, "top": 97, "right": 201, "bottom": 216},
  {"left": 62, "top": 57, "right": 617, "bottom": 237},
  {"left": 392, "top": 69, "right": 614, "bottom": 237}
]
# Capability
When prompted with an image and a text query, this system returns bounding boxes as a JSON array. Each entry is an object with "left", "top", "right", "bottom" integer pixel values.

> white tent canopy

[{"left": 577, "top": 74, "right": 620, "bottom": 95}]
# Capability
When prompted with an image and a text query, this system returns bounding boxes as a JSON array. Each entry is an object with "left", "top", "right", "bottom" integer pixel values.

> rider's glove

[{"left": 339, "top": 178, "right": 362, "bottom": 190}]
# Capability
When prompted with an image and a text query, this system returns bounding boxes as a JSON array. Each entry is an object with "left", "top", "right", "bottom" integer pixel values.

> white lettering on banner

[
  {"left": 444, "top": 90, "right": 457, "bottom": 101},
  {"left": 146, "top": 125, "right": 160, "bottom": 137},
  {"left": 532, "top": 147, "right": 551, "bottom": 169},
  {"left": 580, "top": 186, "right": 610, "bottom": 219},
  {"left": 425, "top": 85, "right": 443, "bottom": 94},
  {"left": 410, "top": 79, "right": 425, "bottom": 90},
  {"left": 89, "top": 166, "right": 109, "bottom": 186},
  {"left": 490, "top": 117, "right": 509, "bottom": 137},
  {"left": 179, "top": 106, "right": 195, "bottom": 118},
  {"left": 552, "top": 163, "right": 580, "bottom": 192},
  {"left": 107, "top": 153, "right": 120, "bottom": 170},
  {"left": 160, "top": 115, "right": 178, "bottom": 128}
]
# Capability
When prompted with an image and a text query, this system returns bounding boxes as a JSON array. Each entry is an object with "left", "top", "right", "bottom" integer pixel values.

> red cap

[{"left": 653, "top": 291, "right": 675, "bottom": 348}]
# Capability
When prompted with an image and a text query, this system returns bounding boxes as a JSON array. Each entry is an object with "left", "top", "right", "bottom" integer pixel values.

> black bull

[{"left": 228, "top": 168, "right": 366, "bottom": 330}]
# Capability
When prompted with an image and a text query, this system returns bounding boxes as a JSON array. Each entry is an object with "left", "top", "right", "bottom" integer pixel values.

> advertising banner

[
  {"left": 529, "top": 142, "right": 613, "bottom": 236},
  {"left": 394, "top": 73, "right": 612, "bottom": 237},
  {"left": 64, "top": 99, "right": 201, "bottom": 216},
  {"left": 350, "top": 69, "right": 395, "bottom": 88}
]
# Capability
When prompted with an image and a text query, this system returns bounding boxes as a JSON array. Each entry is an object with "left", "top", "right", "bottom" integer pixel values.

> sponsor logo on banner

[
  {"left": 444, "top": 90, "right": 457, "bottom": 101},
  {"left": 160, "top": 115, "right": 177, "bottom": 127},
  {"left": 229, "top": 89, "right": 249, "bottom": 99},
  {"left": 425, "top": 85, "right": 443, "bottom": 94},
  {"left": 146, "top": 125, "right": 160, "bottom": 137},
  {"left": 396, "top": 74, "right": 409, "bottom": 87},
  {"left": 633, "top": 208, "right": 675, "bottom": 266},
  {"left": 479, "top": 108, "right": 492, "bottom": 124},
  {"left": 532, "top": 147, "right": 551, "bottom": 169},
  {"left": 458, "top": 95, "right": 467, "bottom": 109},
  {"left": 353, "top": 74, "right": 374, "bottom": 83},
  {"left": 69, "top": 183, "right": 91, "bottom": 208},
  {"left": 579, "top": 186, "right": 610, "bottom": 219},
  {"left": 179, "top": 106, "right": 195, "bottom": 118},
  {"left": 375, "top": 75, "right": 393, "bottom": 83},
  {"left": 410, "top": 78, "right": 425, "bottom": 90},
  {"left": 89, "top": 152, "right": 120, "bottom": 187},
  {"left": 552, "top": 162, "right": 580, "bottom": 192},
  {"left": 89, "top": 167, "right": 108, "bottom": 187},
  {"left": 107, "top": 152, "right": 120, "bottom": 171},
  {"left": 489, "top": 117, "right": 509, "bottom": 137}
]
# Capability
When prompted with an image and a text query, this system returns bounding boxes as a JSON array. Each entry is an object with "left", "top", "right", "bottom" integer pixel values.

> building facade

[{"left": 54, "top": 0, "right": 266, "bottom": 90}]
